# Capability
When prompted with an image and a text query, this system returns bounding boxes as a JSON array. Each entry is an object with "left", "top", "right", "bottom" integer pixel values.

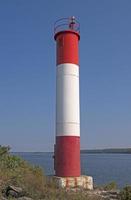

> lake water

[{"left": 13, "top": 152, "right": 131, "bottom": 188}]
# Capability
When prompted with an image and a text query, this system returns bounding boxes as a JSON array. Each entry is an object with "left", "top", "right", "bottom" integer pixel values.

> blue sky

[{"left": 0, "top": 0, "right": 131, "bottom": 152}]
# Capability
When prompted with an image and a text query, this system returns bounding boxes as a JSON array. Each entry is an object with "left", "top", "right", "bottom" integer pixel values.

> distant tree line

[{"left": 81, "top": 148, "right": 131, "bottom": 154}]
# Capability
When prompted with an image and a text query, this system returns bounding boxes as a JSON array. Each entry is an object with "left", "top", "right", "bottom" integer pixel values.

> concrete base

[{"left": 50, "top": 175, "right": 93, "bottom": 190}]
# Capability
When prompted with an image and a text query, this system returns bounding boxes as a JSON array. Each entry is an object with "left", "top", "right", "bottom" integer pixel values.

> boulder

[
  {"left": 5, "top": 185, "right": 25, "bottom": 198},
  {"left": 1, "top": 197, "right": 8, "bottom": 200},
  {"left": 17, "top": 197, "right": 33, "bottom": 200}
]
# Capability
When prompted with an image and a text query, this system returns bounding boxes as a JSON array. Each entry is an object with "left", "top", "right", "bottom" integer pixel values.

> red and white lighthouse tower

[
  {"left": 54, "top": 17, "right": 80, "bottom": 177},
  {"left": 53, "top": 17, "right": 93, "bottom": 189}
]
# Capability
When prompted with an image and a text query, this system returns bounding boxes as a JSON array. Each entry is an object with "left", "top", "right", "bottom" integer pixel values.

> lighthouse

[
  {"left": 54, "top": 17, "right": 80, "bottom": 177},
  {"left": 53, "top": 17, "right": 93, "bottom": 189}
]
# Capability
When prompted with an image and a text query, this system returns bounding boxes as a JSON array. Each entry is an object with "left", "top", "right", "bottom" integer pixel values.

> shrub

[
  {"left": 120, "top": 186, "right": 131, "bottom": 200},
  {"left": 0, "top": 145, "right": 46, "bottom": 199},
  {"left": 103, "top": 181, "right": 117, "bottom": 190},
  {"left": 0, "top": 145, "right": 10, "bottom": 156}
]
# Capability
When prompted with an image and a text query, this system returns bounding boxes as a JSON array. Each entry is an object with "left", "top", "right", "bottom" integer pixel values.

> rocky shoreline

[
  {"left": 87, "top": 189, "right": 120, "bottom": 200},
  {"left": 1, "top": 185, "right": 121, "bottom": 200}
]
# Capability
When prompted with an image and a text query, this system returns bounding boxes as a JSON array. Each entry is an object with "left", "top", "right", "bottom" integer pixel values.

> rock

[
  {"left": 87, "top": 189, "right": 120, "bottom": 200},
  {"left": 5, "top": 185, "right": 25, "bottom": 198},
  {"left": 17, "top": 197, "right": 33, "bottom": 200},
  {"left": 1, "top": 197, "right": 8, "bottom": 200}
]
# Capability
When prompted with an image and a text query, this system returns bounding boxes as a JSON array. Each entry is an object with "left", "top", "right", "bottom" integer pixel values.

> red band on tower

[
  {"left": 55, "top": 30, "right": 80, "bottom": 65},
  {"left": 55, "top": 136, "right": 80, "bottom": 177}
]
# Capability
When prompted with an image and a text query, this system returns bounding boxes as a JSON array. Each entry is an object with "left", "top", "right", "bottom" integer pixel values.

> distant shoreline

[
  {"left": 81, "top": 148, "right": 131, "bottom": 154},
  {"left": 12, "top": 148, "right": 131, "bottom": 154}
]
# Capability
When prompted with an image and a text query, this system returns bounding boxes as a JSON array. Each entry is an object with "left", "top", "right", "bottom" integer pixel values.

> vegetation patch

[
  {"left": 119, "top": 185, "right": 131, "bottom": 200},
  {"left": 103, "top": 181, "right": 117, "bottom": 190}
]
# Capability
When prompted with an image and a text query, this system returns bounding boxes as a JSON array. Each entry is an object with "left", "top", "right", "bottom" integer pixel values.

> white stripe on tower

[{"left": 56, "top": 63, "right": 80, "bottom": 137}]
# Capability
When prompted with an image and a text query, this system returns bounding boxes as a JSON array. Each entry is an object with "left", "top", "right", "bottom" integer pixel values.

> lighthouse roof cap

[
  {"left": 54, "top": 30, "right": 80, "bottom": 41},
  {"left": 54, "top": 17, "right": 80, "bottom": 39}
]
